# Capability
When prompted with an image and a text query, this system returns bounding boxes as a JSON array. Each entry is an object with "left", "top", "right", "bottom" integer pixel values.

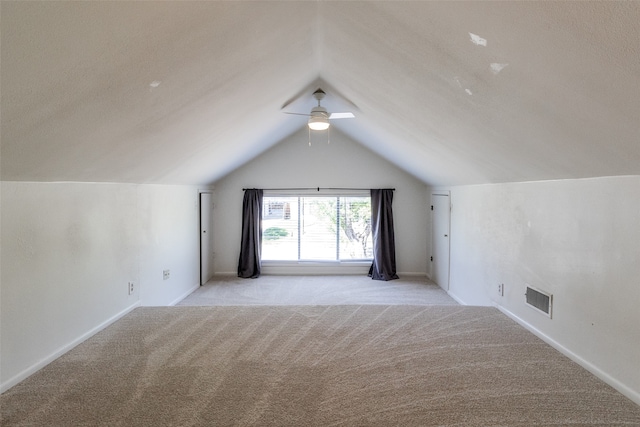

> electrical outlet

[
  {"left": 128, "top": 281, "right": 134, "bottom": 295},
  {"left": 497, "top": 283, "right": 504, "bottom": 297},
  {"left": 163, "top": 270, "right": 170, "bottom": 280}
]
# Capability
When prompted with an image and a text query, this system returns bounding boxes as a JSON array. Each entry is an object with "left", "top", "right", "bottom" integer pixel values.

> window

[{"left": 262, "top": 195, "right": 372, "bottom": 262}]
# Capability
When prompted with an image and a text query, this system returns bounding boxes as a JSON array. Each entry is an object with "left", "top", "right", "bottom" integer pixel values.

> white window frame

[{"left": 261, "top": 189, "right": 372, "bottom": 275}]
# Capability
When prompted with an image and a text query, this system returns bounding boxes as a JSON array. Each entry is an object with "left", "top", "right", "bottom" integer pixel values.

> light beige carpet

[
  {"left": 3, "top": 305, "right": 640, "bottom": 426},
  {"left": 178, "top": 275, "right": 458, "bottom": 306}
]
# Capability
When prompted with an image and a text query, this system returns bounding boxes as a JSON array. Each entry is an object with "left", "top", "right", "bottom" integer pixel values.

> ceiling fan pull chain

[{"left": 308, "top": 127, "right": 312, "bottom": 147}]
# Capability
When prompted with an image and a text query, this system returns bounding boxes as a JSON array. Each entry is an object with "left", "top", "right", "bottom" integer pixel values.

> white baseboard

[
  {"left": 0, "top": 302, "right": 140, "bottom": 394},
  {"left": 446, "top": 289, "right": 467, "bottom": 305},
  {"left": 261, "top": 263, "right": 370, "bottom": 276},
  {"left": 398, "top": 272, "right": 428, "bottom": 277},
  {"left": 213, "top": 270, "right": 426, "bottom": 277},
  {"left": 169, "top": 283, "right": 200, "bottom": 306},
  {"left": 496, "top": 304, "right": 640, "bottom": 407}
]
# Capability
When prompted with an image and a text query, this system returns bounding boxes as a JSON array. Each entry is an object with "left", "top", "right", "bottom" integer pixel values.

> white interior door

[
  {"left": 200, "top": 192, "right": 213, "bottom": 285},
  {"left": 431, "top": 192, "right": 450, "bottom": 291}
]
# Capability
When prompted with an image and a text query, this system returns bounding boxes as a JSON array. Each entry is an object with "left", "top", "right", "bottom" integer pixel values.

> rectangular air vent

[{"left": 525, "top": 285, "right": 552, "bottom": 318}]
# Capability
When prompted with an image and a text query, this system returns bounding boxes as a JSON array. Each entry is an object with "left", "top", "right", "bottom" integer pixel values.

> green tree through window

[{"left": 262, "top": 196, "right": 372, "bottom": 261}]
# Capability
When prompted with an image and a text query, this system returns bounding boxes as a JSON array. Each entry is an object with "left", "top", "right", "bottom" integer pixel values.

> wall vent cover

[{"left": 525, "top": 285, "right": 552, "bottom": 318}]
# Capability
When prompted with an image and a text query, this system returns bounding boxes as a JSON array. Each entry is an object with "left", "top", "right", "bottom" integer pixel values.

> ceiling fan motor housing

[{"left": 310, "top": 105, "right": 329, "bottom": 118}]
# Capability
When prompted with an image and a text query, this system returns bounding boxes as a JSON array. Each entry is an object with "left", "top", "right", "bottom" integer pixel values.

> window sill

[{"left": 261, "top": 261, "right": 371, "bottom": 275}]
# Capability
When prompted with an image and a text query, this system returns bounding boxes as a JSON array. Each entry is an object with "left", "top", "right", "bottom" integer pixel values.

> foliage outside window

[{"left": 262, "top": 196, "right": 372, "bottom": 262}]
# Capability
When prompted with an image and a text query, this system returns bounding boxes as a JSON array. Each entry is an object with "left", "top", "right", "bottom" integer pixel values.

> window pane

[
  {"left": 339, "top": 197, "right": 372, "bottom": 260},
  {"left": 300, "top": 197, "right": 337, "bottom": 260},
  {"left": 261, "top": 195, "right": 372, "bottom": 262},
  {"left": 262, "top": 197, "right": 298, "bottom": 261}
]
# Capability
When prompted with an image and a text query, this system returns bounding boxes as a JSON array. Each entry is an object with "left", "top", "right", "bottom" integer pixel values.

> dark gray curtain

[
  {"left": 237, "top": 189, "right": 263, "bottom": 278},
  {"left": 368, "top": 189, "right": 399, "bottom": 281}
]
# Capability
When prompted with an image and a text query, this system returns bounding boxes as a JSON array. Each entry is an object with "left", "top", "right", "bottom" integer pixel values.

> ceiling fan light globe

[{"left": 308, "top": 116, "right": 330, "bottom": 131}]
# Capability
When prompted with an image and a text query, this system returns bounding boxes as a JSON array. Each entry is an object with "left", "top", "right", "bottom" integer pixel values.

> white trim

[
  {"left": 397, "top": 272, "right": 428, "bottom": 277},
  {"left": 212, "top": 271, "right": 426, "bottom": 277},
  {"left": 262, "top": 263, "right": 370, "bottom": 276},
  {"left": 496, "top": 304, "right": 640, "bottom": 406},
  {"left": 446, "top": 290, "right": 468, "bottom": 305},
  {"left": 0, "top": 302, "right": 141, "bottom": 393},
  {"left": 168, "top": 283, "right": 201, "bottom": 306}
]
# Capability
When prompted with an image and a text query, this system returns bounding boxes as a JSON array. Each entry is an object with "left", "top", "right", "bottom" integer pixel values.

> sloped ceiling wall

[{"left": 2, "top": 1, "right": 638, "bottom": 186}]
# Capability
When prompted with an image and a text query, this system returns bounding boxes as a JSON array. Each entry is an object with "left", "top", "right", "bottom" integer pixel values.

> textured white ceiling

[{"left": 2, "top": 1, "right": 639, "bottom": 186}]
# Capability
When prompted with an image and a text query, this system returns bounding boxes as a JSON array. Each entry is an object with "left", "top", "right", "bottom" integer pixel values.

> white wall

[
  {"left": 0, "top": 182, "right": 200, "bottom": 391},
  {"left": 212, "top": 128, "right": 429, "bottom": 276},
  {"left": 137, "top": 185, "right": 201, "bottom": 306},
  {"left": 439, "top": 176, "right": 640, "bottom": 403}
]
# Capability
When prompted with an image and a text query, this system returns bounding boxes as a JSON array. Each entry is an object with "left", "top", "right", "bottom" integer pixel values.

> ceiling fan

[{"left": 284, "top": 89, "right": 355, "bottom": 130}]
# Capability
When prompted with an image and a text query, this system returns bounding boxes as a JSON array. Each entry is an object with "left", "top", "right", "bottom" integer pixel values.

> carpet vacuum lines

[{"left": 2, "top": 305, "right": 640, "bottom": 426}]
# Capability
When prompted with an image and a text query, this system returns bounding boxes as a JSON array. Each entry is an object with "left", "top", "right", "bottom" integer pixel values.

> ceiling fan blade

[
  {"left": 329, "top": 112, "right": 355, "bottom": 119},
  {"left": 283, "top": 112, "right": 311, "bottom": 117}
]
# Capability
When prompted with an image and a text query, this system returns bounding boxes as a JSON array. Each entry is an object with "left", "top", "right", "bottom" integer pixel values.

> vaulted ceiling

[{"left": 2, "top": 1, "right": 639, "bottom": 186}]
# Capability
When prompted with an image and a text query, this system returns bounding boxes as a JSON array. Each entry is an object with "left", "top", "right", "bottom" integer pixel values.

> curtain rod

[{"left": 242, "top": 187, "right": 395, "bottom": 191}]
